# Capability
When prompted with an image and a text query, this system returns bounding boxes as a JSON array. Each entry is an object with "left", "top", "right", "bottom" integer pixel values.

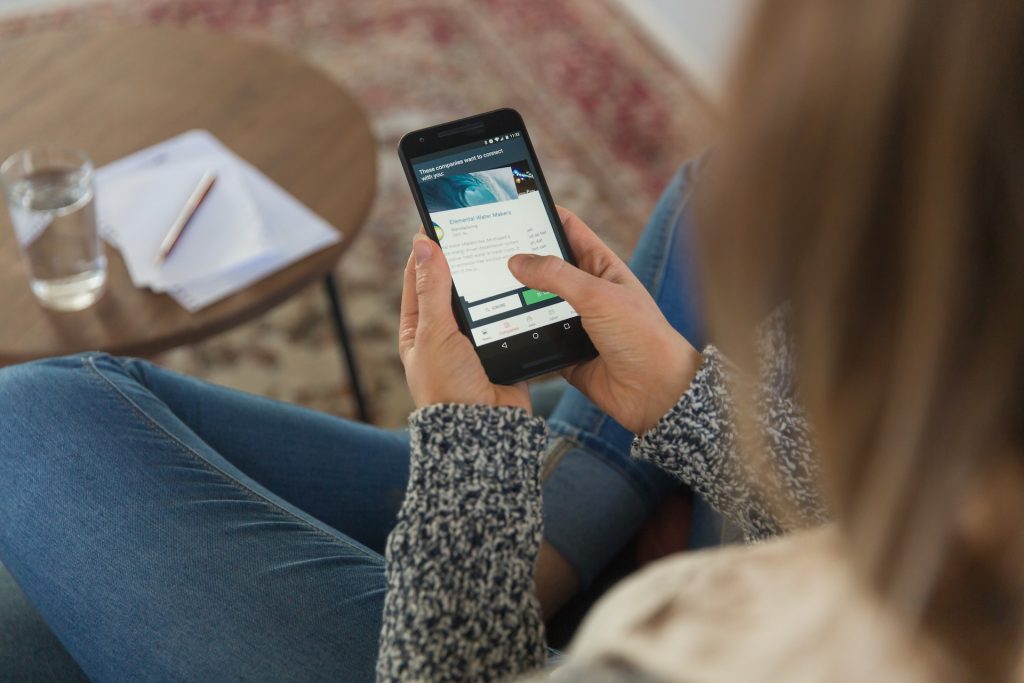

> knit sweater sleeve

[
  {"left": 376, "top": 403, "right": 549, "bottom": 683},
  {"left": 631, "top": 317, "right": 828, "bottom": 540}
]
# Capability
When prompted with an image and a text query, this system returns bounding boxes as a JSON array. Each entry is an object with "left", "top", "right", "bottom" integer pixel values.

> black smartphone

[{"left": 398, "top": 108, "right": 597, "bottom": 384}]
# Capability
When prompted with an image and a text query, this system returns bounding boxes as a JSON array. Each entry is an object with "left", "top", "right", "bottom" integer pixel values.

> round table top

[{"left": 0, "top": 26, "right": 376, "bottom": 364}]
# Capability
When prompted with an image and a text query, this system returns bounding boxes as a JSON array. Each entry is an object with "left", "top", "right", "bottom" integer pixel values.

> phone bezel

[{"left": 397, "top": 108, "right": 597, "bottom": 384}]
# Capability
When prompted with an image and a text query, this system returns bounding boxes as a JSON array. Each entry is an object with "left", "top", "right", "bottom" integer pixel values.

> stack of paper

[{"left": 95, "top": 130, "right": 341, "bottom": 312}]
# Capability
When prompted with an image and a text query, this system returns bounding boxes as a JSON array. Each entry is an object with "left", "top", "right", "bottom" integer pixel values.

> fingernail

[
  {"left": 509, "top": 254, "right": 535, "bottom": 267},
  {"left": 413, "top": 235, "right": 432, "bottom": 265}
]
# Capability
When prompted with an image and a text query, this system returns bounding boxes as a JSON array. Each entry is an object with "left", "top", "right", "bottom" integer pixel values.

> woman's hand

[
  {"left": 508, "top": 208, "right": 701, "bottom": 434},
  {"left": 399, "top": 234, "right": 531, "bottom": 412}
]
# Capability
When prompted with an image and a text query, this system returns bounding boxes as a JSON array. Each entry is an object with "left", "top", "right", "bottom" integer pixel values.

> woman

[
  {"left": 3, "top": 1, "right": 1022, "bottom": 683},
  {"left": 381, "top": 0, "right": 1024, "bottom": 679}
]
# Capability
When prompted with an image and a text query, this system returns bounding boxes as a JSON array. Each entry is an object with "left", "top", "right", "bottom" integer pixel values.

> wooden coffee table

[{"left": 0, "top": 27, "right": 374, "bottom": 421}]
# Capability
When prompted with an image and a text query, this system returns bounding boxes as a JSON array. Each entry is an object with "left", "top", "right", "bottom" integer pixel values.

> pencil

[{"left": 155, "top": 169, "right": 217, "bottom": 265}]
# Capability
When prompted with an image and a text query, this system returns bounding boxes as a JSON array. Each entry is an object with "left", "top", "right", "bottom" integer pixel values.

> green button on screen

[{"left": 522, "top": 289, "right": 557, "bottom": 305}]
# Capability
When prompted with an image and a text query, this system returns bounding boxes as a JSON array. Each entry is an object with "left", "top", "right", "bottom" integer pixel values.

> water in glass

[{"left": 3, "top": 149, "right": 107, "bottom": 311}]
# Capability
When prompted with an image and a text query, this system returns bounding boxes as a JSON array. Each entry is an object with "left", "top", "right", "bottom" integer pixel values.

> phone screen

[{"left": 408, "top": 131, "right": 579, "bottom": 349}]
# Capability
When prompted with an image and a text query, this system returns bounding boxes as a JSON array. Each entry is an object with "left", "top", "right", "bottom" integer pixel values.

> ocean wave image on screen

[{"left": 422, "top": 167, "right": 518, "bottom": 213}]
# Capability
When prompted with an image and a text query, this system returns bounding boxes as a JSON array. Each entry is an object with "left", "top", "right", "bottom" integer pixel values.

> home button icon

[{"left": 532, "top": 332, "right": 540, "bottom": 340}]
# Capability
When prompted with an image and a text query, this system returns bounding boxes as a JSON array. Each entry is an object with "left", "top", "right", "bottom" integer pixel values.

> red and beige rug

[{"left": 1, "top": 0, "right": 715, "bottom": 427}]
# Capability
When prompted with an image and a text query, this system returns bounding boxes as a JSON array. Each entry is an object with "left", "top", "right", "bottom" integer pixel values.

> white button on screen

[{"left": 468, "top": 293, "right": 523, "bottom": 322}]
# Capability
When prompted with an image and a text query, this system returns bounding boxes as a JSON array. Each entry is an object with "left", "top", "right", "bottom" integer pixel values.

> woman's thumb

[
  {"left": 508, "top": 254, "right": 601, "bottom": 313},
  {"left": 413, "top": 235, "right": 453, "bottom": 328}
]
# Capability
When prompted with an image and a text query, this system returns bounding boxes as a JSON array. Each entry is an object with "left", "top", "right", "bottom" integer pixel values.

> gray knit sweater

[{"left": 377, "top": 327, "right": 824, "bottom": 681}]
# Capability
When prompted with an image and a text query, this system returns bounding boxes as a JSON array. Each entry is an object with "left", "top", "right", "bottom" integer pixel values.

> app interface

[{"left": 411, "top": 132, "right": 578, "bottom": 347}]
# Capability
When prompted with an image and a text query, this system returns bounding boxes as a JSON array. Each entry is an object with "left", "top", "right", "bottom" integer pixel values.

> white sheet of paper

[
  {"left": 97, "top": 155, "right": 270, "bottom": 292},
  {"left": 96, "top": 130, "right": 341, "bottom": 312},
  {"left": 164, "top": 149, "right": 341, "bottom": 311}
]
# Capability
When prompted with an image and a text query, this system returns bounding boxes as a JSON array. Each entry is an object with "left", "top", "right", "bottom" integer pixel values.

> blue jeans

[{"left": 0, "top": 160, "right": 710, "bottom": 682}]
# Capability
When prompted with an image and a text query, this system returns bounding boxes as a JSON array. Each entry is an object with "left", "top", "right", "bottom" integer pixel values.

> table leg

[{"left": 322, "top": 273, "right": 371, "bottom": 423}]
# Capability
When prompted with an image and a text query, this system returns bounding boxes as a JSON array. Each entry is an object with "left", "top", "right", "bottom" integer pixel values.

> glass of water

[{"left": 1, "top": 146, "right": 107, "bottom": 311}]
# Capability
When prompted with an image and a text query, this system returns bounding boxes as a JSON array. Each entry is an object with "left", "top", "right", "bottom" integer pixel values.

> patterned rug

[{"left": 1, "top": 0, "right": 715, "bottom": 427}]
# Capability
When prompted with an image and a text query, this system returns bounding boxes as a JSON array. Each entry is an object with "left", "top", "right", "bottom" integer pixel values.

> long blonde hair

[{"left": 697, "top": 1, "right": 1024, "bottom": 679}]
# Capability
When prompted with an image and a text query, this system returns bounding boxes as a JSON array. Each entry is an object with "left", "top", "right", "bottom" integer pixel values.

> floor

[
  {"left": 1, "top": 0, "right": 747, "bottom": 84},
  {"left": 0, "top": 0, "right": 96, "bottom": 16}
]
